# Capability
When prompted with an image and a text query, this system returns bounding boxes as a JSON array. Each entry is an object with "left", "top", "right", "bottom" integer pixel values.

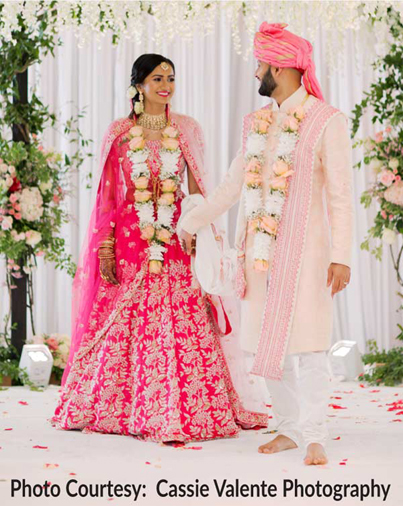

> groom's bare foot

[
  {"left": 258, "top": 434, "right": 297, "bottom": 454},
  {"left": 304, "top": 443, "right": 328, "bottom": 465}
]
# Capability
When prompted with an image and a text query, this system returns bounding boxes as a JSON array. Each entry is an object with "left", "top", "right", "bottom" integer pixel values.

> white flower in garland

[{"left": 18, "top": 187, "right": 44, "bottom": 222}]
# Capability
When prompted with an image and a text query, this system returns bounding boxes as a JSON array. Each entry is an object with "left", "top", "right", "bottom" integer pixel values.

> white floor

[{"left": 0, "top": 381, "right": 402, "bottom": 506}]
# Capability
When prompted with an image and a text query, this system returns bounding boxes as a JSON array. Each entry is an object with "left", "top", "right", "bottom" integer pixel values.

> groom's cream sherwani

[{"left": 181, "top": 86, "right": 353, "bottom": 371}]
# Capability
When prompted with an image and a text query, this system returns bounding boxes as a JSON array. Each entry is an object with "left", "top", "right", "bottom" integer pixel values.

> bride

[{"left": 52, "top": 53, "right": 267, "bottom": 442}]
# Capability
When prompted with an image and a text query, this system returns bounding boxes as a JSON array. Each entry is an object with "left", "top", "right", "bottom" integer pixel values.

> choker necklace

[{"left": 137, "top": 112, "right": 168, "bottom": 131}]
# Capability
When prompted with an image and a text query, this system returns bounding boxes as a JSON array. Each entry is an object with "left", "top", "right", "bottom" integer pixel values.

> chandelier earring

[{"left": 134, "top": 90, "right": 144, "bottom": 115}]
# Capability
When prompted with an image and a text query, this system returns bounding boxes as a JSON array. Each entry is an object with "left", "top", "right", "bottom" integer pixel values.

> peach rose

[
  {"left": 134, "top": 190, "right": 152, "bottom": 203},
  {"left": 161, "top": 179, "right": 177, "bottom": 193},
  {"left": 158, "top": 192, "right": 175, "bottom": 206},
  {"left": 272, "top": 160, "right": 289, "bottom": 176},
  {"left": 157, "top": 228, "right": 172, "bottom": 244},
  {"left": 140, "top": 225, "right": 155, "bottom": 240},
  {"left": 260, "top": 215, "right": 278, "bottom": 235},
  {"left": 248, "top": 218, "right": 260, "bottom": 233},
  {"left": 245, "top": 172, "right": 262, "bottom": 186},
  {"left": 253, "top": 119, "right": 269, "bottom": 134},
  {"left": 254, "top": 259, "right": 269, "bottom": 272},
  {"left": 129, "top": 137, "right": 145, "bottom": 151},
  {"left": 290, "top": 106, "right": 305, "bottom": 120},
  {"left": 246, "top": 158, "right": 261, "bottom": 174},
  {"left": 149, "top": 260, "right": 163, "bottom": 274},
  {"left": 255, "top": 109, "right": 273, "bottom": 123},
  {"left": 282, "top": 116, "right": 299, "bottom": 132},
  {"left": 134, "top": 176, "right": 149, "bottom": 190},
  {"left": 269, "top": 176, "right": 288, "bottom": 191},
  {"left": 162, "top": 126, "right": 178, "bottom": 139},
  {"left": 129, "top": 126, "right": 144, "bottom": 137},
  {"left": 161, "top": 138, "right": 180, "bottom": 151}
]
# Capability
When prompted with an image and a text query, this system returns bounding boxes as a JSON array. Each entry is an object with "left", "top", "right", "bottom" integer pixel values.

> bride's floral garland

[
  {"left": 244, "top": 105, "right": 305, "bottom": 271},
  {"left": 125, "top": 124, "right": 181, "bottom": 274}
]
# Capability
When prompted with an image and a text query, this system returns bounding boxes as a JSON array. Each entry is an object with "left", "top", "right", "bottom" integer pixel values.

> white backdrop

[{"left": 0, "top": 16, "right": 401, "bottom": 353}]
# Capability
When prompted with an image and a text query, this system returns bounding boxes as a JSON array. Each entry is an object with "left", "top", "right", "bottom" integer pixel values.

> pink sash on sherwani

[{"left": 250, "top": 100, "right": 340, "bottom": 380}]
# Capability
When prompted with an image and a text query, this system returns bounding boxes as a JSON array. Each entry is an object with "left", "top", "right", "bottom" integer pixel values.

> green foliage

[
  {"left": 0, "top": 4, "right": 93, "bottom": 337},
  {"left": 361, "top": 340, "right": 403, "bottom": 386},
  {"left": 352, "top": 7, "right": 403, "bottom": 262}
]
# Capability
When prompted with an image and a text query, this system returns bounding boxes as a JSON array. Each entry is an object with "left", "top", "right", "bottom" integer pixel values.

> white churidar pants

[{"left": 265, "top": 351, "right": 331, "bottom": 448}]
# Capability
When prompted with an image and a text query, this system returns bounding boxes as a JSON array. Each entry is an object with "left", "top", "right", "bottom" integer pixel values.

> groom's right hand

[{"left": 178, "top": 229, "right": 194, "bottom": 255}]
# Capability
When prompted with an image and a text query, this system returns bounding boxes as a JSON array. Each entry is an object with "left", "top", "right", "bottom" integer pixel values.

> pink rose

[
  {"left": 134, "top": 190, "right": 152, "bottom": 203},
  {"left": 246, "top": 158, "right": 261, "bottom": 174},
  {"left": 53, "top": 194, "right": 60, "bottom": 204},
  {"left": 379, "top": 169, "right": 395, "bottom": 187},
  {"left": 255, "top": 109, "right": 273, "bottom": 123},
  {"left": 134, "top": 176, "right": 149, "bottom": 190},
  {"left": 161, "top": 179, "right": 177, "bottom": 193},
  {"left": 395, "top": 175, "right": 401, "bottom": 182},
  {"left": 282, "top": 116, "right": 299, "bottom": 132},
  {"left": 260, "top": 215, "right": 278, "bottom": 235},
  {"left": 157, "top": 228, "right": 172, "bottom": 244},
  {"left": 253, "top": 119, "right": 269, "bottom": 134},
  {"left": 9, "top": 194, "right": 18, "bottom": 204},
  {"left": 14, "top": 204, "right": 21, "bottom": 211},
  {"left": 161, "top": 138, "right": 179, "bottom": 151},
  {"left": 158, "top": 193, "right": 175, "bottom": 206},
  {"left": 162, "top": 126, "right": 178, "bottom": 139},
  {"left": 269, "top": 176, "right": 288, "bottom": 191},
  {"left": 1, "top": 216, "right": 13, "bottom": 230},
  {"left": 254, "top": 259, "right": 269, "bottom": 272},
  {"left": 140, "top": 225, "right": 155, "bottom": 241},
  {"left": 36, "top": 250, "right": 45, "bottom": 257},
  {"left": 272, "top": 160, "right": 289, "bottom": 176},
  {"left": 46, "top": 337, "right": 59, "bottom": 351},
  {"left": 149, "top": 260, "right": 163, "bottom": 275},
  {"left": 129, "top": 126, "right": 144, "bottom": 137},
  {"left": 129, "top": 137, "right": 145, "bottom": 151},
  {"left": 14, "top": 213, "right": 22, "bottom": 220},
  {"left": 381, "top": 210, "right": 387, "bottom": 219},
  {"left": 245, "top": 172, "right": 262, "bottom": 186}
]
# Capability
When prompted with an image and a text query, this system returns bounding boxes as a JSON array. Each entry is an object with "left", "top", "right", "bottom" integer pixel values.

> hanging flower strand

[
  {"left": 244, "top": 105, "right": 305, "bottom": 271},
  {"left": 126, "top": 124, "right": 181, "bottom": 274}
]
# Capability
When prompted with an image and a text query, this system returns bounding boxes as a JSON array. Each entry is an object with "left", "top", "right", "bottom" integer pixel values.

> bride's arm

[
  {"left": 179, "top": 150, "right": 244, "bottom": 250},
  {"left": 187, "top": 167, "right": 202, "bottom": 195}
]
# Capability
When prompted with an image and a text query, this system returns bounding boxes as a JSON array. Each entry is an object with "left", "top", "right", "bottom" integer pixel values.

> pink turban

[{"left": 253, "top": 22, "right": 324, "bottom": 101}]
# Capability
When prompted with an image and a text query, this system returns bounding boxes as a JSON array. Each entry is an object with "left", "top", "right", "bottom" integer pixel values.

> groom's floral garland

[
  {"left": 125, "top": 124, "right": 181, "bottom": 275},
  {"left": 244, "top": 105, "right": 305, "bottom": 271}
]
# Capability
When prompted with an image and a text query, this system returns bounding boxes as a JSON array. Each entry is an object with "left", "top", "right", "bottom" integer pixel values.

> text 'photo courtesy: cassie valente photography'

[{"left": 0, "top": 2, "right": 402, "bottom": 506}]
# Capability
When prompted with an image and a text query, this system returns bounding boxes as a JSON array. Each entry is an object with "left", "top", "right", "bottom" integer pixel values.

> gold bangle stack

[{"left": 98, "top": 237, "right": 115, "bottom": 259}]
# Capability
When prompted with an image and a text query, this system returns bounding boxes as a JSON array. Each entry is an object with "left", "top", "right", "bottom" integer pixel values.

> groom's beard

[{"left": 258, "top": 67, "right": 277, "bottom": 97}]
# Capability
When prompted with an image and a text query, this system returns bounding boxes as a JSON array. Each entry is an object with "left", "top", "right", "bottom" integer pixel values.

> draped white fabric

[{"left": 1, "top": 18, "right": 401, "bottom": 353}]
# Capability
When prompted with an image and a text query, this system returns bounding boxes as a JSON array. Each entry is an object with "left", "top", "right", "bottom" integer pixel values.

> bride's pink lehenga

[{"left": 52, "top": 112, "right": 268, "bottom": 442}]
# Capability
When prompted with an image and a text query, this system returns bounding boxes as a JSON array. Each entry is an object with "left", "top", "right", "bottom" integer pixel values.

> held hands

[
  {"left": 327, "top": 263, "right": 350, "bottom": 298},
  {"left": 178, "top": 229, "right": 196, "bottom": 255}
]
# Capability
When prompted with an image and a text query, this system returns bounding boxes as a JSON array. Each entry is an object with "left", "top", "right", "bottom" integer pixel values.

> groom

[{"left": 179, "top": 22, "right": 353, "bottom": 465}]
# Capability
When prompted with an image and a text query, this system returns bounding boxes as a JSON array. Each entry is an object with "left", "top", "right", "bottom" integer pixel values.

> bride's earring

[{"left": 134, "top": 91, "right": 144, "bottom": 115}]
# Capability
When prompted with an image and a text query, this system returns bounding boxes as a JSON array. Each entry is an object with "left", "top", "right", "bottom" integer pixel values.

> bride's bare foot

[
  {"left": 304, "top": 443, "right": 328, "bottom": 465},
  {"left": 258, "top": 434, "right": 297, "bottom": 454}
]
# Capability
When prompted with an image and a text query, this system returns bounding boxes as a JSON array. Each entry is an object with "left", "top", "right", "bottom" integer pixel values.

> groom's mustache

[{"left": 258, "top": 67, "right": 278, "bottom": 97}]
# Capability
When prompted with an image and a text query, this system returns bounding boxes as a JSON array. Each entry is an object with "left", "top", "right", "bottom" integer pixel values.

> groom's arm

[
  {"left": 321, "top": 113, "right": 354, "bottom": 296},
  {"left": 180, "top": 150, "right": 245, "bottom": 235}
]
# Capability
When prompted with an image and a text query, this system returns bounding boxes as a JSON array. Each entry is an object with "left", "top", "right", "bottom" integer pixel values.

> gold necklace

[{"left": 137, "top": 112, "right": 167, "bottom": 131}]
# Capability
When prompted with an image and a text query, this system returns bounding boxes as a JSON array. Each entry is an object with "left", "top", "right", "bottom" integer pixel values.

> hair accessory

[
  {"left": 160, "top": 62, "right": 169, "bottom": 71},
  {"left": 126, "top": 85, "right": 137, "bottom": 99}
]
